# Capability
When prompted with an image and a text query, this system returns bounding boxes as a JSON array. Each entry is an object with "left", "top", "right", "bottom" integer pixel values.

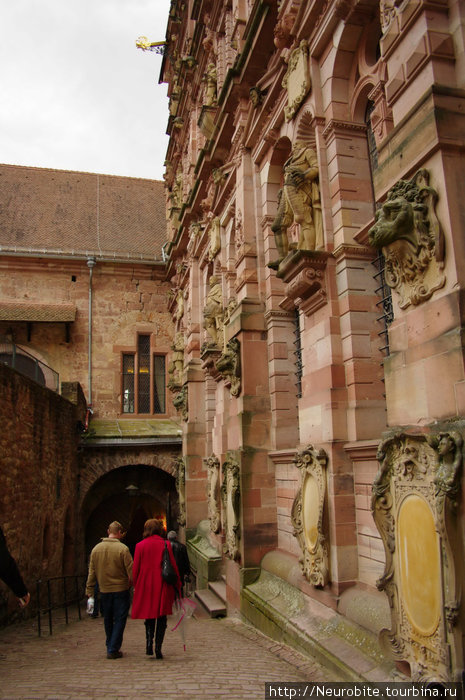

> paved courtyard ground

[{"left": 0, "top": 607, "right": 333, "bottom": 699}]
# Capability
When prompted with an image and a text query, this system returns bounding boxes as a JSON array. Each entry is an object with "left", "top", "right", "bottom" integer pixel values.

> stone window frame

[{"left": 121, "top": 333, "right": 167, "bottom": 416}]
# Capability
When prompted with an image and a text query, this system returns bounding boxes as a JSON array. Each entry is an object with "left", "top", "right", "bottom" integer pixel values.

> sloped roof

[
  {"left": 0, "top": 164, "right": 167, "bottom": 261},
  {"left": 0, "top": 301, "right": 76, "bottom": 322}
]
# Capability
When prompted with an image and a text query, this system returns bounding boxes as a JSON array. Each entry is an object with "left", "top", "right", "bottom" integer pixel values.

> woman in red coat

[{"left": 131, "top": 519, "right": 181, "bottom": 658}]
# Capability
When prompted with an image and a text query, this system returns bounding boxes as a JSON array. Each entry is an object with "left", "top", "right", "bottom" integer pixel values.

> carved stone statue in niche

[
  {"left": 203, "top": 275, "right": 224, "bottom": 347},
  {"left": 221, "top": 453, "right": 241, "bottom": 560},
  {"left": 368, "top": 169, "right": 445, "bottom": 309},
  {"left": 206, "top": 454, "right": 221, "bottom": 534},
  {"left": 270, "top": 141, "right": 323, "bottom": 268},
  {"left": 372, "top": 430, "right": 463, "bottom": 682},
  {"left": 215, "top": 337, "right": 241, "bottom": 397},
  {"left": 204, "top": 63, "right": 218, "bottom": 107},
  {"left": 175, "top": 456, "right": 186, "bottom": 527},
  {"left": 168, "top": 331, "right": 185, "bottom": 389},
  {"left": 173, "top": 289, "right": 184, "bottom": 331},
  {"left": 290, "top": 445, "right": 329, "bottom": 587},
  {"left": 208, "top": 216, "right": 221, "bottom": 260}
]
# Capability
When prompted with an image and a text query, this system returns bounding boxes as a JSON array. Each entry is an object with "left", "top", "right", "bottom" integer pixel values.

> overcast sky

[{"left": 0, "top": 0, "right": 171, "bottom": 181}]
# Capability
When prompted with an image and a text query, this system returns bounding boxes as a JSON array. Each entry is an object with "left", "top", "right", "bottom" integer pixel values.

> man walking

[{"left": 86, "top": 521, "right": 133, "bottom": 659}]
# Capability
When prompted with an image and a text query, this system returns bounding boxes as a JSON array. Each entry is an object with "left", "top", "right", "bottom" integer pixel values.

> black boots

[
  {"left": 154, "top": 616, "right": 167, "bottom": 659},
  {"left": 144, "top": 619, "right": 155, "bottom": 656},
  {"left": 145, "top": 617, "right": 167, "bottom": 658}
]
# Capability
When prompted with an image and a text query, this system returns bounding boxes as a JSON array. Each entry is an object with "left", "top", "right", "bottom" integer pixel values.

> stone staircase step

[
  {"left": 208, "top": 579, "right": 227, "bottom": 604},
  {"left": 194, "top": 588, "right": 226, "bottom": 618}
]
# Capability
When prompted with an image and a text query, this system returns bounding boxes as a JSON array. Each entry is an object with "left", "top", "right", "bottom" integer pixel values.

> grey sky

[{"left": 0, "top": 0, "right": 171, "bottom": 180}]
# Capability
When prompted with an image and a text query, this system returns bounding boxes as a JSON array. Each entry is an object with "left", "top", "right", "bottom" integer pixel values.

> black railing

[
  {"left": 372, "top": 251, "right": 393, "bottom": 357},
  {"left": 36, "top": 574, "right": 87, "bottom": 636}
]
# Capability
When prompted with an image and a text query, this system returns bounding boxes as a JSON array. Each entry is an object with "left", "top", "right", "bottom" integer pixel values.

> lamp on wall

[{"left": 126, "top": 484, "right": 140, "bottom": 497}]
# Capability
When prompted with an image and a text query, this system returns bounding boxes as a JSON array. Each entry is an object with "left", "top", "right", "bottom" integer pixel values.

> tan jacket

[{"left": 86, "top": 538, "right": 133, "bottom": 596}]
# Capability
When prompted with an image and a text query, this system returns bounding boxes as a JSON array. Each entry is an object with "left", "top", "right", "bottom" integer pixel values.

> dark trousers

[{"left": 100, "top": 590, "right": 130, "bottom": 654}]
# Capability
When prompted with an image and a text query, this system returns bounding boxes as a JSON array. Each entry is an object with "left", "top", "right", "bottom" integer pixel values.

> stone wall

[
  {"left": 0, "top": 363, "right": 81, "bottom": 623},
  {"left": 0, "top": 257, "right": 175, "bottom": 419}
]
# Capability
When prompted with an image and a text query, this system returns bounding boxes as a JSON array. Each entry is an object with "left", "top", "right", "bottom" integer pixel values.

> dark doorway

[{"left": 82, "top": 464, "right": 178, "bottom": 560}]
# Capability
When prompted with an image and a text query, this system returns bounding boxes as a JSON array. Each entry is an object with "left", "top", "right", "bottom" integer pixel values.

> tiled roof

[
  {"left": 0, "top": 301, "right": 76, "bottom": 322},
  {"left": 0, "top": 164, "right": 167, "bottom": 261}
]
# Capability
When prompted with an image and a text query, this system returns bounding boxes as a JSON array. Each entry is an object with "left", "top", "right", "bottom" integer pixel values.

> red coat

[{"left": 131, "top": 535, "right": 180, "bottom": 619}]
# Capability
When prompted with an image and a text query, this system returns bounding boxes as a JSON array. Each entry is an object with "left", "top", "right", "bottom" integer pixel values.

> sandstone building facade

[
  {"left": 1, "top": 0, "right": 465, "bottom": 683},
  {"left": 159, "top": 0, "right": 465, "bottom": 683}
]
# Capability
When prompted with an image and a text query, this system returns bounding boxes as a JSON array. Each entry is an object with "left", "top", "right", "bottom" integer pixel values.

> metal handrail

[
  {"left": 0, "top": 336, "right": 59, "bottom": 391},
  {"left": 36, "top": 574, "right": 87, "bottom": 636}
]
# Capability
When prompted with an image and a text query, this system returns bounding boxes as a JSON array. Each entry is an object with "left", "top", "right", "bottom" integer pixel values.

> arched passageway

[{"left": 81, "top": 464, "right": 178, "bottom": 558}]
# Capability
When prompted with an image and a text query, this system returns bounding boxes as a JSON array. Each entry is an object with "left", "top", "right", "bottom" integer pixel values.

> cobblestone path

[{"left": 0, "top": 610, "right": 332, "bottom": 699}]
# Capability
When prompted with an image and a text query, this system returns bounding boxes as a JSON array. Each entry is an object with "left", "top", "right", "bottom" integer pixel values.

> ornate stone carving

[
  {"left": 291, "top": 445, "right": 329, "bottom": 587},
  {"left": 221, "top": 453, "right": 241, "bottom": 560},
  {"left": 368, "top": 169, "right": 445, "bottom": 309},
  {"left": 203, "top": 62, "right": 218, "bottom": 107},
  {"left": 372, "top": 430, "right": 463, "bottom": 682},
  {"left": 206, "top": 454, "right": 221, "bottom": 534},
  {"left": 168, "top": 331, "right": 185, "bottom": 390},
  {"left": 277, "top": 250, "right": 329, "bottom": 316},
  {"left": 282, "top": 40, "right": 311, "bottom": 122},
  {"left": 173, "top": 384, "right": 188, "bottom": 421},
  {"left": 273, "top": 12, "right": 295, "bottom": 50},
  {"left": 203, "top": 275, "right": 224, "bottom": 347},
  {"left": 380, "top": 0, "right": 407, "bottom": 33},
  {"left": 175, "top": 456, "right": 186, "bottom": 527},
  {"left": 270, "top": 141, "right": 322, "bottom": 268},
  {"left": 208, "top": 216, "right": 221, "bottom": 261},
  {"left": 215, "top": 337, "right": 241, "bottom": 396}
]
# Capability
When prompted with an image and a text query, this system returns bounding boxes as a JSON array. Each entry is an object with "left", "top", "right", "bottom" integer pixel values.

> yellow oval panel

[
  {"left": 397, "top": 494, "right": 441, "bottom": 637},
  {"left": 302, "top": 474, "right": 320, "bottom": 551}
]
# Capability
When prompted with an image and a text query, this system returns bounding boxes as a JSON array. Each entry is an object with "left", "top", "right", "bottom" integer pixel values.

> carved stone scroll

[
  {"left": 291, "top": 445, "right": 329, "bottom": 587},
  {"left": 221, "top": 453, "right": 241, "bottom": 560},
  {"left": 206, "top": 454, "right": 221, "bottom": 533},
  {"left": 372, "top": 430, "right": 463, "bottom": 682},
  {"left": 175, "top": 456, "right": 186, "bottom": 527},
  {"left": 368, "top": 169, "right": 445, "bottom": 309}
]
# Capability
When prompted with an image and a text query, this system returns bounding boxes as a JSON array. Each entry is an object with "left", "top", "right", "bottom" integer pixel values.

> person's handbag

[{"left": 161, "top": 541, "right": 178, "bottom": 585}]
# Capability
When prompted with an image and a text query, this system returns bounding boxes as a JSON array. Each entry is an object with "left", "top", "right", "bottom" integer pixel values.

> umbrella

[{"left": 170, "top": 596, "right": 196, "bottom": 651}]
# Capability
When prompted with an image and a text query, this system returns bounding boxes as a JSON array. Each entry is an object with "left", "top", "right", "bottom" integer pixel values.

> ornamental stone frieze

[
  {"left": 215, "top": 337, "right": 241, "bottom": 397},
  {"left": 368, "top": 169, "right": 445, "bottom": 309},
  {"left": 205, "top": 454, "right": 221, "bottom": 534},
  {"left": 221, "top": 452, "right": 241, "bottom": 560},
  {"left": 174, "top": 456, "right": 187, "bottom": 527},
  {"left": 283, "top": 40, "right": 311, "bottom": 122},
  {"left": 277, "top": 250, "right": 330, "bottom": 316},
  {"left": 290, "top": 445, "right": 329, "bottom": 587},
  {"left": 372, "top": 430, "right": 464, "bottom": 682}
]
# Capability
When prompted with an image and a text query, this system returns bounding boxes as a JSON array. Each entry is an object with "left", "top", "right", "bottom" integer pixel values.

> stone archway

[{"left": 82, "top": 463, "right": 178, "bottom": 559}]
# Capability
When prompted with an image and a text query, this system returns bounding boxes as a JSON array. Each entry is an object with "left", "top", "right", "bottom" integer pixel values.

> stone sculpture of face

[{"left": 368, "top": 195, "right": 416, "bottom": 249}]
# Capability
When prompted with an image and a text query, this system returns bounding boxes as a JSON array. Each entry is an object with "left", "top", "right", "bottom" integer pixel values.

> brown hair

[
  {"left": 143, "top": 519, "right": 164, "bottom": 538},
  {"left": 108, "top": 521, "right": 125, "bottom": 535}
]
